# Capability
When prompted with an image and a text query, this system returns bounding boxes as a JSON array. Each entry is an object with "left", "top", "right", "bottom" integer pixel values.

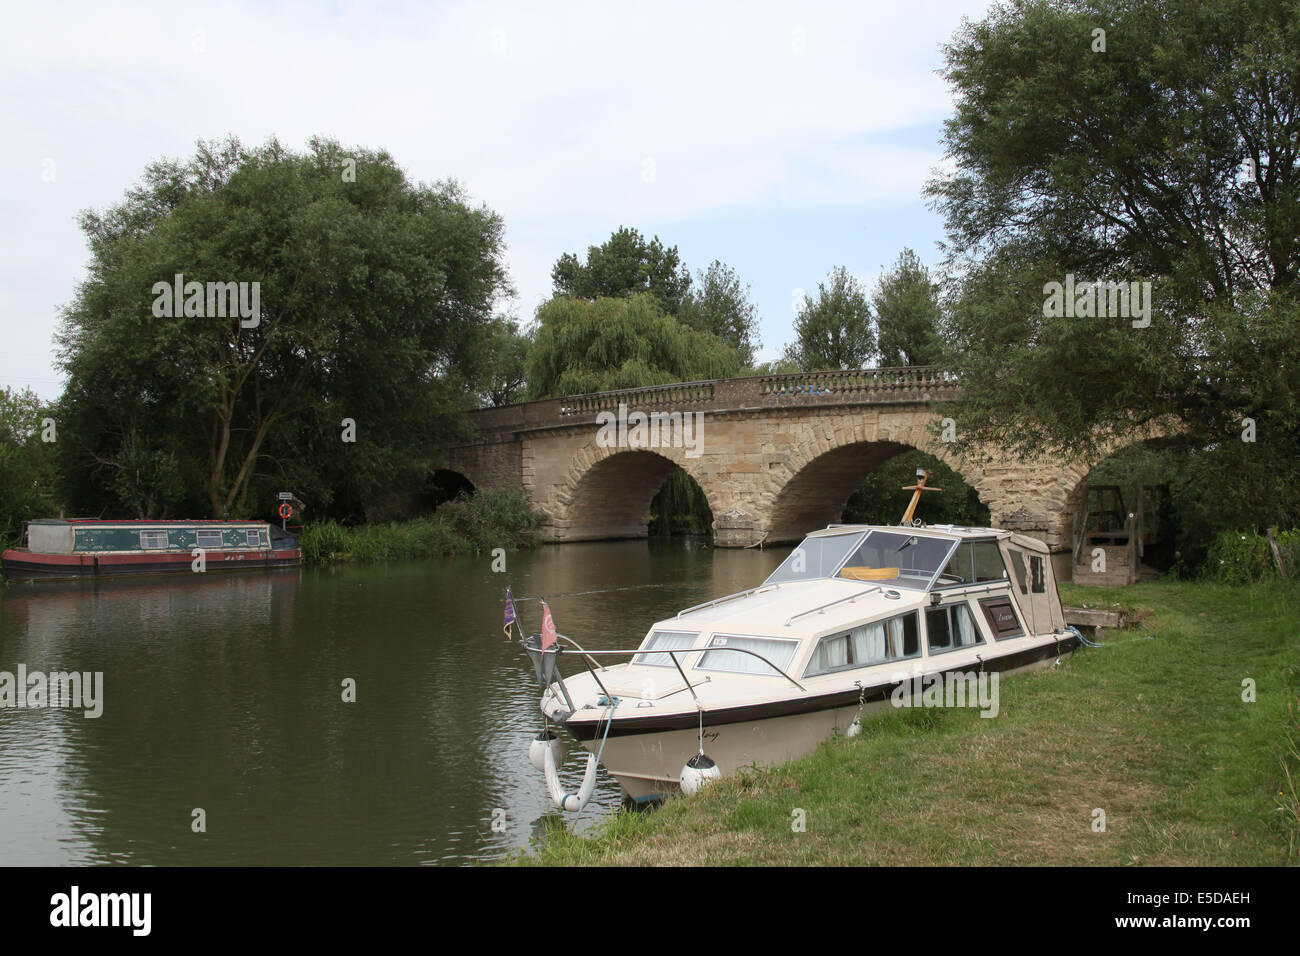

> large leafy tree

[
  {"left": 525, "top": 293, "right": 741, "bottom": 399},
  {"left": 927, "top": 0, "right": 1300, "bottom": 546},
  {"left": 784, "top": 266, "right": 876, "bottom": 371},
  {"left": 873, "top": 249, "right": 943, "bottom": 367},
  {"left": 551, "top": 226, "right": 691, "bottom": 316},
  {"left": 56, "top": 137, "right": 510, "bottom": 519}
]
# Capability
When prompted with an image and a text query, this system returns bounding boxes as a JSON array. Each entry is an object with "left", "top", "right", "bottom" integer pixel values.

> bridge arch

[
  {"left": 760, "top": 414, "right": 986, "bottom": 543},
  {"left": 420, "top": 468, "right": 476, "bottom": 511},
  {"left": 546, "top": 443, "right": 724, "bottom": 542}
]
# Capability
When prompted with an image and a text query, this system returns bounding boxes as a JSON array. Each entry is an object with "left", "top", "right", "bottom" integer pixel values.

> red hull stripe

[{"left": 2, "top": 548, "right": 299, "bottom": 579}]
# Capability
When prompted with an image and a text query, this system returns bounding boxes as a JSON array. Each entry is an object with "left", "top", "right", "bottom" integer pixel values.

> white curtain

[
  {"left": 850, "top": 621, "right": 888, "bottom": 665},
  {"left": 634, "top": 631, "right": 698, "bottom": 667},
  {"left": 807, "top": 636, "right": 849, "bottom": 675},
  {"left": 888, "top": 617, "right": 908, "bottom": 658},
  {"left": 954, "top": 605, "right": 977, "bottom": 647},
  {"left": 701, "top": 636, "right": 796, "bottom": 675}
]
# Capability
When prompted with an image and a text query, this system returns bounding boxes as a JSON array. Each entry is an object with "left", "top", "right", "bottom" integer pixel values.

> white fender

[
  {"left": 543, "top": 737, "right": 599, "bottom": 812},
  {"left": 528, "top": 732, "right": 565, "bottom": 773}
]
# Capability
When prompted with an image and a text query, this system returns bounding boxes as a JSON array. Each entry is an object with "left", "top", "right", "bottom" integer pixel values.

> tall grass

[
  {"left": 297, "top": 489, "right": 540, "bottom": 565},
  {"left": 1205, "top": 528, "right": 1298, "bottom": 584}
]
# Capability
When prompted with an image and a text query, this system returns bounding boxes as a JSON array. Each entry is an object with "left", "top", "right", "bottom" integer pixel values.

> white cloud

[{"left": 0, "top": 0, "right": 992, "bottom": 398}]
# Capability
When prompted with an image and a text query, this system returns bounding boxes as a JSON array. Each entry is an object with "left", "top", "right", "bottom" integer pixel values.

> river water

[{"left": 0, "top": 539, "right": 787, "bottom": 865}]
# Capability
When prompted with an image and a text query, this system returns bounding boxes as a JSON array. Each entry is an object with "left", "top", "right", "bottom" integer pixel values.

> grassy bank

[
  {"left": 298, "top": 489, "right": 540, "bottom": 565},
  {"left": 517, "top": 579, "right": 1300, "bottom": 865}
]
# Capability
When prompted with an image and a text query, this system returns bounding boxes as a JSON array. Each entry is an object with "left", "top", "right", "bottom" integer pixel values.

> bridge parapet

[
  {"left": 560, "top": 380, "right": 716, "bottom": 416},
  {"left": 757, "top": 366, "right": 960, "bottom": 400},
  {"left": 467, "top": 366, "right": 962, "bottom": 436}
]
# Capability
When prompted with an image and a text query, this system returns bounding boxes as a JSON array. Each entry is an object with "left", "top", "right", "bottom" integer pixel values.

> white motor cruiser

[{"left": 515, "top": 474, "right": 1079, "bottom": 808}]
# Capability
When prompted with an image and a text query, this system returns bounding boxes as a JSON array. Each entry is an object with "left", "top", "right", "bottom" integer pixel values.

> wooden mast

[{"left": 900, "top": 469, "right": 942, "bottom": 525}]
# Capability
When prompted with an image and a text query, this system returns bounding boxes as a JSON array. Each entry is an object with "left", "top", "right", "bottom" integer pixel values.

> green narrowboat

[{"left": 1, "top": 519, "right": 300, "bottom": 581}]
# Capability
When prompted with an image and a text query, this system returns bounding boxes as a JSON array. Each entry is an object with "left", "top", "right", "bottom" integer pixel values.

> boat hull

[
  {"left": 1, "top": 548, "right": 300, "bottom": 581},
  {"left": 561, "top": 636, "right": 1077, "bottom": 801}
]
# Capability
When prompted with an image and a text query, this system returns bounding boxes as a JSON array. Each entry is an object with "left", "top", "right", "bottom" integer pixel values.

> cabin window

[
  {"left": 697, "top": 634, "right": 799, "bottom": 676},
  {"left": 804, "top": 612, "right": 920, "bottom": 677},
  {"left": 938, "top": 540, "right": 1008, "bottom": 587},
  {"left": 765, "top": 532, "right": 863, "bottom": 583},
  {"left": 245, "top": 530, "right": 264, "bottom": 548},
  {"left": 196, "top": 530, "right": 224, "bottom": 550},
  {"left": 633, "top": 631, "right": 699, "bottom": 667},
  {"left": 973, "top": 542, "right": 1008, "bottom": 582},
  {"left": 1029, "top": 555, "right": 1046, "bottom": 593},
  {"left": 837, "top": 531, "right": 954, "bottom": 590},
  {"left": 1008, "top": 549, "right": 1030, "bottom": 593},
  {"left": 139, "top": 530, "right": 170, "bottom": 550},
  {"left": 925, "top": 602, "right": 982, "bottom": 654}
]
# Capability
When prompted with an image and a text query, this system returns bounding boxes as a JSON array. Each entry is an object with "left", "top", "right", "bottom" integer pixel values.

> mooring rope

[
  {"left": 512, "top": 582, "right": 679, "bottom": 604},
  {"left": 1068, "top": 624, "right": 1105, "bottom": 647},
  {"left": 570, "top": 697, "right": 618, "bottom": 821}
]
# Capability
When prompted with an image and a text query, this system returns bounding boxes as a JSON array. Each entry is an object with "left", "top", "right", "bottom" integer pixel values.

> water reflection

[{"left": 0, "top": 539, "right": 787, "bottom": 865}]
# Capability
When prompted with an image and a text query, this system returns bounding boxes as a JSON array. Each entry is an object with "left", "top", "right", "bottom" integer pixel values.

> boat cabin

[{"left": 626, "top": 524, "right": 1066, "bottom": 689}]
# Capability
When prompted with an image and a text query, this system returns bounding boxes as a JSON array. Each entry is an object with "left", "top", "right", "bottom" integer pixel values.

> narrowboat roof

[{"left": 27, "top": 518, "right": 271, "bottom": 525}]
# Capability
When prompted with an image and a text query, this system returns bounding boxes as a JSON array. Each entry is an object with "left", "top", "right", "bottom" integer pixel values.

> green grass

[{"left": 514, "top": 579, "right": 1300, "bottom": 866}]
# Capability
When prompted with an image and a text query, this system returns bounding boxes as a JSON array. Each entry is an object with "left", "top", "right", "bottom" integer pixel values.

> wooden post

[{"left": 1267, "top": 526, "right": 1288, "bottom": 578}]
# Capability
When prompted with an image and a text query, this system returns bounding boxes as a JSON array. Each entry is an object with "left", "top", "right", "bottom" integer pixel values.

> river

[{"left": 0, "top": 539, "right": 787, "bottom": 865}]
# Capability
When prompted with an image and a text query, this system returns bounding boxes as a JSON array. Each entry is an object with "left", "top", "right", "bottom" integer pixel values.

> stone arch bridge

[{"left": 446, "top": 367, "right": 1111, "bottom": 572}]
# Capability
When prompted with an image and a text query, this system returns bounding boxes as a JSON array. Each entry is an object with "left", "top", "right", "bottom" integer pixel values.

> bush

[
  {"left": 297, "top": 489, "right": 541, "bottom": 565},
  {"left": 1205, "top": 529, "right": 1299, "bottom": 584}
]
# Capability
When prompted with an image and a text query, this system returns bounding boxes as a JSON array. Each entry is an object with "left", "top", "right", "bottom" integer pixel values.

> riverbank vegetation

[
  {"left": 0, "top": 386, "right": 59, "bottom": 548},
  {"left": 517, "top": 579, "right": 1300, "bottom": 866},
  {"left": 297, "top": 489, "right": 539, "bottom": 565}
]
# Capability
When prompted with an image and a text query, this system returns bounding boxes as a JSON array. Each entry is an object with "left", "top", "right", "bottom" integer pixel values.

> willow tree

[
  {"left": 525, "top": 293, "right": 742, "bottom": 400},
  {"left": 56, "top": 137, "right": 509, "bottom": 519}
]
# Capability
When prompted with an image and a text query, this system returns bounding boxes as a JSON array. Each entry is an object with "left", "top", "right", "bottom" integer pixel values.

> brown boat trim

[{"left": 561, "top": 634, "right": 1079, "bottom": 741}]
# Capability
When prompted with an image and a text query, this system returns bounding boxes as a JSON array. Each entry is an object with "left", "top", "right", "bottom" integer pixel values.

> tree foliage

[
  {"left": 525, "top": 294, "right": 742, "bottom": 399},
  {"left": 551, "top": 226, "right": 691, "bottom": 316},
  {"left": 677, "top": 260, "right": 762, "bottom": 366},
  {"left": 927, "top": 0, "right": 1300, "bottom": 554},
  {"left": 0, "top": 387, "right": 59, "bottom": 546},
  {"left": 873, "top": 248, "right": 943, "bottom": 366},
  {"left": 56, "top": 137, "right": 510, "bottom": 520},
  {"left": 784, "top": 266, "right": 876, "bottom": 371},
  {"left": 472, "top": 316, "right": 531, "bottom": 407}
]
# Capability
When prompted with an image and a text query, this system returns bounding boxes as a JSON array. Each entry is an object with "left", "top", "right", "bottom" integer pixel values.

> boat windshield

[
  {"left": 764, "top": 532, "right": 864, "bottom": 584},
  {"left": 836, "top": 530, "right": 955, "bottom": 590}
]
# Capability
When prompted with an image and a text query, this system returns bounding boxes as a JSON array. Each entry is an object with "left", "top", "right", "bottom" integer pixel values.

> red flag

[{"left": 540, "top": 601, "right": 557, "bottom": 650}]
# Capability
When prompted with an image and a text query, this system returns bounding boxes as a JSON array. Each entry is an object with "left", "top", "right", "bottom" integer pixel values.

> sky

[{"left": 0, "top": 0, "right": 998, "bottom": 402}]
